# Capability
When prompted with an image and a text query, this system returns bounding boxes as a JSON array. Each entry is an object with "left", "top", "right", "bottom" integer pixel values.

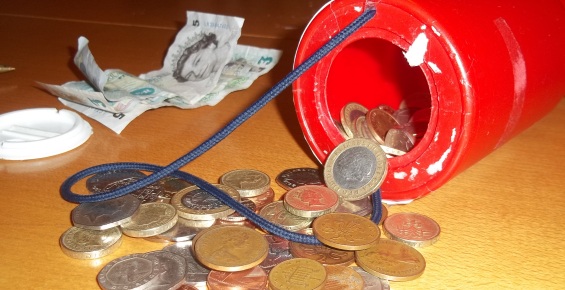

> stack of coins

[
  {"left": 338, "top": 102, "right": 430, "bottom": 157},
  {"left": 60, "top": 161, "right": 440, "bottom": 289}
]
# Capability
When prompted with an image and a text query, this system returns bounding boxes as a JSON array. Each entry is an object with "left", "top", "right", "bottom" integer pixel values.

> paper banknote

[{"left": 41, "top": 11, "right": 281, "bottom": 133}]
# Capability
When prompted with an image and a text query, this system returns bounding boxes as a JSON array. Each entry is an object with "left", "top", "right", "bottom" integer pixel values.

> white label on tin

[
  {"left": 427, "top": 146, "right": 452, "bottom": 175},
  {"left": 354, "top": 6, "right": 362, "bottom": 12},
  {"left": 409, "top": 167, "right": 419, "bottom": 181},
  {"left": 403, "top": 32, "right": 429, "bottom": 67},
  {"left": 427, "top": 61, "right": 442, "bottom": 74},
  {"left": 394, "top": 172, "right": 407, "bottom": 179}
]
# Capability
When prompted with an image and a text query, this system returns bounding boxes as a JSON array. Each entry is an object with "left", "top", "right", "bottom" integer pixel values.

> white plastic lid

[{"left": 0, "top": 108, "right": 92, "bottom": 160}]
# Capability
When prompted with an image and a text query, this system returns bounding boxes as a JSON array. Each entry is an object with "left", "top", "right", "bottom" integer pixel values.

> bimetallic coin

[
  {"left": 220, "top": 169, "right": 271, "bottom": 197},
  {"left": 162, "top": 242, "right": 210, "bottom": 288},
  {"left": 355, "top": 239, "right": 426, "bottom": 282},
  {"left": 323, "top": 265, "right": 364, "bottom": 290},
  {"left": 171, "top": 184, "right": 239, "bottom": 220},
  {"left": 340, "top": 102, "right": 368, "bottom": 138},
  {"left": 283, "top": 185, "right": 339, "bottom": 218},
  {"left": 97, "top": 252, "right": 165, "bottom": 290},
  {"left": 324, "top": 138, "right": 388, "bottom": 201},
  {"left": 120, "top": 202, "right": 178, "bottom": 238},
  {"left": 268, "top": 258, "right": 326, "bottom": 290},
  {"left": 145, "top": 250, "right": 187, "bottom": 290},
  {"left": 312, "top": 213, "right": 380, "bottom": 251},
  {"left": 383, "top": 212, "right": 440, "bottom": 247},
  {"left": 366, "top": 108, "right": 400, "bottom": 144},
  {"left": 193, "top": 225, "right": 269, "bottom": 272},
  {"left": 353, "top": 115, "right": 373, "bottom": 140},
  {"left": 289, "top": 241, "right": 354, "bottom": 266},
  {"left": 59, "top": 226, "right": 122, "bottom": 259},
  {"left": 259, "top": 201, "right": 313, "bottom": 232},
  {"left": 350, "top": 266, "right": 390, "bottom": 290},
  {"left": 275, "top": 168, "right": 323, "bottom": 190},
  {"left": 71, "top": 194, "right": 141, "bottom": 230},
  {"left": 207, "top": 266, "right": 268, "bottom": 290}
]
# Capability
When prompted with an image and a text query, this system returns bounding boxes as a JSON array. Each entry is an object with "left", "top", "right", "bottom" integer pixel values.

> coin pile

[
  {"left": 60, "top": 165, "right": 440, "bottom": 289},
  {"left": 338, "top": 102, "right": 430, "bottom": 157}
]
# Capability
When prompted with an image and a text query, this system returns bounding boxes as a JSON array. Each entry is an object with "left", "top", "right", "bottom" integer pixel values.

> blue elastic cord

[{"left": 60, "top": 9, "right": 378, "bottom": 245}]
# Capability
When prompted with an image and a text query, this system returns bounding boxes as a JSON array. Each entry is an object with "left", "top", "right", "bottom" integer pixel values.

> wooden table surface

[{"left": 1, "top": 1, "right": 564, "bottom": 289}]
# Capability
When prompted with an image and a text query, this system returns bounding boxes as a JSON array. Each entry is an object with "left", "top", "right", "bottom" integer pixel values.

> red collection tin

[{"left": 293, "top": 0, "right": 565, "bottom": 201}]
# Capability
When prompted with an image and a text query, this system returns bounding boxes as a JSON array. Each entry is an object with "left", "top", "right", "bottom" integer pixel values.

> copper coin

[
  {"left": 283, "top": 185, "right": 339, "bottom": 218},
  {"left": 289, "top": 241, "right": 354, "bottom": 266},
  {"left": 193, "top": 225, "right": 268, "bottom": 272},
  {"left": 366, "top": 108, "right": 400, "bottom": 144},
  {"left": 246, "top": 187, "right": 275, "bottom": 212},
  {"left": 384, "top": 127, "right": 415, "bottom": 153},
  {"left": 207, "top": 266, "right": 268, "bottom": 290},
  {"left": 312, "top": 213, "right": 380, "bottom": 251},
  {"left": 268, "top": 258, "right": 327, "bottom": 290},
  {"left": 355, "top": 239, "right": 426, "bottom": 282},
  {"left": 383, "top": 212, "right": 440, "bottom": 247},
  {"left": 275, "top": 168, "right": 323, "bottom": 190},
  {"left": 323, "top": 265, "right": 364, "bottom": 290},
  {"left": 340, "top": 102, "right": 368, "bottom": 138}
]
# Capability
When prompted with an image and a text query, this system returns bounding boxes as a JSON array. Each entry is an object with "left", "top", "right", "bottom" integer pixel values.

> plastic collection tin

[{"left": 293, "top": 0, "right": 565, "bottom": 201}]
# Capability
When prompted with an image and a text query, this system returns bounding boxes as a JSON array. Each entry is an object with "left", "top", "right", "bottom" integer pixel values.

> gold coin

[
  {"left": 289, "top": 241, "right": 354, "bottom": 266},
  {"left": 355, "top": 238, "right": 426, "bottom": 282},
  {"left": 323, "top": 265, "right": 365, "bottom": 290},
  {"left": 323, "top": 138, "right": 387, "bottom": 201},
  {"left": 340, "top": 102, "right": 368, "bottom": 139},
  {"left": 193, "top": 225, "right": 268, "bottom": 272},
  {"left": 312, "top": 213, "right": 380, "bottom": 251},
  {"left": 268, "top": 258, "right": 326, "bottom": 290},
  {"left": 219, "top": 169, "right": 271, "bottom": 197},
  {"left": 59, "top": 226, "right": 122, "bottom": 259},
  {"left": 120, "top": 202, "right": 178, "bottom": 237}
]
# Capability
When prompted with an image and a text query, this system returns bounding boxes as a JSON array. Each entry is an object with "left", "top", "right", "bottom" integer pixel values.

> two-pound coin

[
  {"left": 120, "top": 202, "right": 178, "bottom": 237},
  {"left": 207, "top": 266, "right": 268, "bottom": 290},
  {"left": 312, "top": 213, "right": 380, "bottom": 251},
  {"left": 275, "top": 168, "right": 323, "bottom": 190},
  {"left": 171, "top": 184, "right": 239, "bottom": 220},
  {"left": 193, "top": 225, "right": 268, "bottom": 272},
  {"left": 324, "top": 138, "right": 387, "bottom": 201},
  {"left": 259, "top": 201, "right": 313, "bottom": 232},
  {"left": 355, "top": 239, "right": 426, "bottom": 282},
  {"left": 59, "top": 226, "right": 122, "bottom": 259},
  {"left": 323, "top": 265, "right": 365, "bottom": 290},
  {"left": 220, "top": 169, "right": 271, "bottom": 197},
  {"left": 383, "top": 212, "right": 440, "bottom": 247},
  {"left": 283, "top": 185, "right": 339, "bottom": 218},
  {"left": 71, "top": 194, "right": 141, "bottom": 230},
  {"left": 268, "top": 258, "right": 327, "bottom": 290}
]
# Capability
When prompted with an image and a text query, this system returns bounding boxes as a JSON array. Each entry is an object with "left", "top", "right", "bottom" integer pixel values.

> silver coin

[
  {"left": 324, "top": 138, "right": 388, "bottom": 201},
  {"left": 104, "top": 177, "right": 165, "bottom": 204},
  {"left": 97, "top": 252, "right": 164, "bottom": 290},
  {"left": 162, "top": 242, "right": 210, "bottom": 287},
  {"left": 275, "top": 168, "right": 323, "bottom": 190},
  {"left": 259, "top": 235, "right": 293, "bottom": 273},
  {"left": 171, "top": 184, "right": 239, "bottom": 220},
  {"left": 144, "top": 250, "right": 187, "bottom": 290},
  {"left": 145, "top": 217, "right": 208, "bottom": 243},
  {"left": 335, "top": 196, "right": 372, "bottom": 217},
  {"left": 350, "top": 266, "right": 390, "bottom": 290},
  {"left": 258, "top": 201, "right": 313, "bottom": 232},
  {"left": 86, "top": 169, "right": 146, "bottom": 193},
  {"left": 158, "top": 175, "right": 193, "bottom": 203},
  {"left": 71, "top": 194, "right": 141, "bottom": 230}
]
